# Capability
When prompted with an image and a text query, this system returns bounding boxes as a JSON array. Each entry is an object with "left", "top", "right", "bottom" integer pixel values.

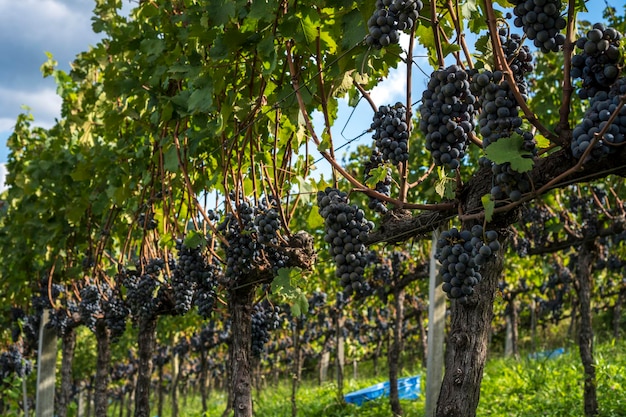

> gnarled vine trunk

[
  {"left": 575, "top": 242, "right": 599, "bottom": 416},
  {"left": 134, "top": 317, "right": 157, "bottom": 417},
  {"left": 435, "top": 237, "right": 504, "bottom": 417},
  {"left": 388, "top": 287, "right": 405, "bottom": 416},
  {"left": 58, "top": 327, "right": 77, "bottom": 417},
  {"left": 227, "top": 285, "right": 255, "bottom": 417},
  {"left": 94, "top": 321, "right": 111, "bottom": 417}
]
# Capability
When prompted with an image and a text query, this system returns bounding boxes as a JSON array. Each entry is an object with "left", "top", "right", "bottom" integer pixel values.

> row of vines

[{"left": 1, "top": 0, "right": 626, "bottom": 417}]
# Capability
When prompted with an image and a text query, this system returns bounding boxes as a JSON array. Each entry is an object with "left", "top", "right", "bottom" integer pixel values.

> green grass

[{"left": 112, "top": 339, "right": 626, "bottom": 417}]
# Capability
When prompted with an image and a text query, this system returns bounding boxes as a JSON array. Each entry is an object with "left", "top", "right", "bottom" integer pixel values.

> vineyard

[{"left": 1, "top": 1, "right": 625, "bottom": 417}]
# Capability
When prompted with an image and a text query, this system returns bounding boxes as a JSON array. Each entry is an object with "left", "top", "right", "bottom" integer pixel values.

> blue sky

[{"left": 0, "top": 0, "right": 613, "bottom": 174}]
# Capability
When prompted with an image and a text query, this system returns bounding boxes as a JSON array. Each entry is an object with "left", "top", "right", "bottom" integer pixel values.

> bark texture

[
  {"left": 388, "top": 288, "right": 405, "bottom": 416},
  {"left": 576, "top": 242, "right": 599, "bottom": 416},
  {"left": 435, "top": 240, "right": 504, "bottom": 417},
  {"left": 228, "top": 286, "right": 255, "bottom": 417},
  {"left": 58, "top": 327, "right": 77, "bottom": 417},
  {"left": 134, "top": 317, "right": 157, "bottom": 417},
  {"left": 94, "top": 322, "right": 111, "bottom": 417}
]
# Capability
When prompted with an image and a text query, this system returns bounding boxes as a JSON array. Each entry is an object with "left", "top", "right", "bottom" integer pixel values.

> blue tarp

[
  {"left": 528, "top": 347, "right": 565, "bottom": 360},
  {"left": 344, "top": 375, "right": 421, "bottom": 406}
]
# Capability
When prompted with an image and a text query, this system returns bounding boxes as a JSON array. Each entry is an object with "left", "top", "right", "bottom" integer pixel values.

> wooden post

[
  {"left": 425, "top": 230, "right": 446, "bottom": 417},
  {"left": 36, "top": 309, "right": 57, "bottom": 417}
]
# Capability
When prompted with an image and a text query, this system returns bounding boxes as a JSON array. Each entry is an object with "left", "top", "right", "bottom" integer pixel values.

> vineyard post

[
  {"left": 426, "top": 230, "right": 446, "bottom": 417},
  {"left": 35, "top": 309, "right": 56, "bottom": 417}
]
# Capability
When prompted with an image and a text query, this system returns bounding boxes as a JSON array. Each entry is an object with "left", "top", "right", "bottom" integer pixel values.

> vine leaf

[
  {"left": 365, "top": 166, "right": 388, "bottom": 187},
  {"left": 434, "top": 166, "right": 456, "bottom": 199},
  {"left": 484, "top": 133, "right": 534, "bottom": 173},
  {"left": 272, "top": 267, "right": 309, "bottom": 316},
  {"left": 481, "top": 193, "right": 495, "bottom": 222}
]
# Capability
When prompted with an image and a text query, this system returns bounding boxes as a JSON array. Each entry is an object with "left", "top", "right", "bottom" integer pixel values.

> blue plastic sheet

[
  {"left": 528, "top": 347, "right": 565, "bottom": 360},
  {"left": 344, "top": 375, "right": 421, "bottom": 406}
]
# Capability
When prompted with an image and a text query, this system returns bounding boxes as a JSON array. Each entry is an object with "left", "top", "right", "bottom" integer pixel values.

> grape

[
  {"left": 123, "top": 270, "right": 159, "bottom": 323},
  {"left": 103, "top": 296, "right": 129, "bottom": 342},
  {"left": 371, "top": 103, "right": 410, "bottom": 166},
  {"left": 365, "top": 0, "right": 423, "bottom": 49},
  {"left": 510, "top": 0, "right": 566, "bottom": 53},
  {"left": 436, "top": 226, "right": 499, "bottom": 303},
  {"left": 250, "top": 302, "right": 282, "bottom": 357},
  {"left": 471, "top": 70, "right": 536, "bottom": 202},
  {"left": 317, "top": 188, "right": 373, "bottom": 295},
  {"left": 0, "top": 346, "right": 33, "bottom": 380},
  {"left": 571, "top": 78, "right": 626, "bottom": 161},
  {"left": 364, "top": 150, "right": 392, "bottom": 214},
  {"left": 137, "top": 212, "right": 158, "bottom": 230},
  {"left": 79, "top": 284, "right": 103, "bottom": 332},
  {"left": 571, "top": 24, "right": 623, "bottom": 99},
  {"left": 218, "top": 199, "right": 289, "bottom": 286},
  {"left": 419, "top": 65, "right": 477, "bottom": 170}
]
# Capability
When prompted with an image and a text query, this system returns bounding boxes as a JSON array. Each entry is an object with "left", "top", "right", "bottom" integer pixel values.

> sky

[{"left": 0, "top": 0, "right": 612, "bottom": 186}]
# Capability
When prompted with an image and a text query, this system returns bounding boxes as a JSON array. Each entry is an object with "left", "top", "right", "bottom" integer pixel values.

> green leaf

[
  {"left": 481, "top": 193, "right": 495, "bottom": 222},
  {"left": 298, "top": 13, "right": 318, "bottom": 45},
  {"left": 188, "top": 86, "right": 214, "bottom": 113},
  {"left": 183, "top": 231, "right": 206, "bottom": 248},
  {"left": 484, "top": 134, "right": 534, "bottom": 173},
  {"left": 163, "top": 145, "right": 180, "bottom": 173},
  {"left": 318, "top": 131, "right": 332, "bottom": 153},
  {"left": 434, "top": 166, "right": 456, "bottom": 199},
  {"left": 271, "top": 267, "right": 308, "bottom": 316},
  {"left": 365, "top": 166, "right": 389, "bottom": 187}
]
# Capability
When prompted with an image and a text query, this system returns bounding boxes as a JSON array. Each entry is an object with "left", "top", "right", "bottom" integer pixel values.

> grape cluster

[
  {"left": 317, "top": 188, "right": 373, "bottom": 295},
  {"left": 471, "top": 70, "right": 536, "bottom": 202},
  {"left": 419, "top": 65, "right": 477, "bottom": 170},
  {"left": 103, "top": 296, "right": 129, "bottom": 341},
  {"left": 436, "top": 226, "right": 500, "bottom": 303},
  {"left": 218, "top": 199, "right": 290, "bottom": 287},
  {"left": 571, "top": 78, "right": 626, "bottom": 161},
  {"left": 510, "top": 0, "right": 566, "bottom": 53},
  {"left": 123, "top": 270, "right": 159, "bottom": 323},
  {"left": 364, "top": 150, "right": 392, "bottom": 214},
  {"left": 174, "top": 241, "right": 220, "bottom": 318},
  {"left": 250, "top": 302, "right": 282, "bottom": 357},
  {"left": 571, "top": 24, "right": 624, "bottom": 99},
  {"left": 365, "top": 0, "right": 423, "bottom": 49},
  {"left": 0, "top": 346, "right": 32, "bottom": 380},
  {"left": 79, "top": 284, "right": 103, "bottom": 332},
  {"left": 254, "top": 206, "right": 281, "bottom": 245},
  {"left": 137, "top": 212, "right": 157, "bottom": 230},
  {"left": 500, "top": 28, "right": 534, "bottom": 94},
  {"left": 371, "top": 103, "right": 410, "bottom": 165}
]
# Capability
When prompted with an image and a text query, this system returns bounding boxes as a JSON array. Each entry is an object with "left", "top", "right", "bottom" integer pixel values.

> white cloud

[
  {"left": 0, "top": 0, "right": 94, "bottom": 45},
  {"left": 0, "top": 86, "right": 62, "bottom": 129}
]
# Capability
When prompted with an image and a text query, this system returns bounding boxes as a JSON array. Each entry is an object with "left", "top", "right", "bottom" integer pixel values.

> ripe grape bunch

[
  {"left": 174, "top": 241, "right": 220, "bottom": 318},
  {"left": 103, "top": 295, "right": 129, "bottom": 341},
  {"left": 122, "top": 268, "right": 159, "bottom": 323},
  {"left": 364, "top": 150, "right": 392, "bottom": 214},
  {"left": 571, "top": 77, "right": 626, "bottom": 161},
  {"left": 436, "top": 226, "right": 500, "bottom": 303},
  {"left": 371, "top": 103, "right": 410, "bottom": 166},
  {"left": 0, "top": 346, "right": 33, "bottom": 380},
  {"left": 510, "top": 0, "right": 566, "bottom": 53},
  {"left": 499, "top": 28, "right": 534, "bottom": 95},
  {"left": 365, "top": 0, "right": 423, "bottom": 49},
  {"left": 79, "top": 284, "right": 103, "bottom": 332},
  {"left": 317, "top": 187, "right": 373, "bottom": 295},
  {"left": 419, "top": 65, "right": 477, "bottom": 170},
  {"left": 471, "top": 70, "right": 536, "bottom": 202},
  {"left": 571, "top": 23, "right": 623, "bottom": 99},
  {"left": 251, "top": 302, "right": 282, "bottom": 357}
]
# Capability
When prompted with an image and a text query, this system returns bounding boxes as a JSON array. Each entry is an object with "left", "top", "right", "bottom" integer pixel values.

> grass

[{"left": 108, "top": 338, "right": 626, "bottom": 417}]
